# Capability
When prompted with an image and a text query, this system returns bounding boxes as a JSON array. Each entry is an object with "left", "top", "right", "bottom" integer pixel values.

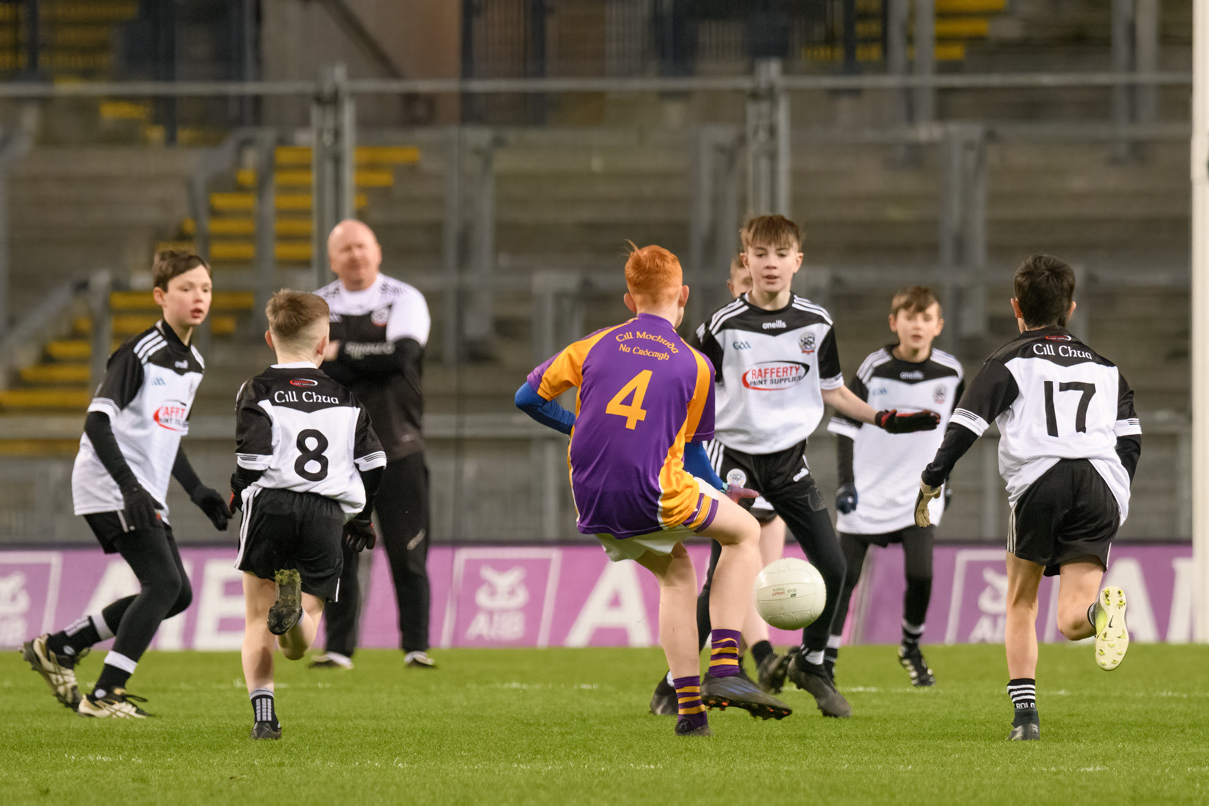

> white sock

[{"left": 804, "top": 649, "right": 825, "bottom": 666}]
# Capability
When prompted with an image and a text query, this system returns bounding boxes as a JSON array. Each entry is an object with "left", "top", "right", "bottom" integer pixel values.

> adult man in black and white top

[
  {"left": 917, "top": 254, "right": 1141, "bottom": 741},
  {"left": 694, "top": 215, "right": 940, "bottom": 718},
  {"left": 827, "top": 287, "right": 963, "bottom": 688},
  {"left": 312, "top": 219, "right": 435, "bottom": 670},
  {"left": 22, "top": 251, "right": 229, "bottom": 718}
]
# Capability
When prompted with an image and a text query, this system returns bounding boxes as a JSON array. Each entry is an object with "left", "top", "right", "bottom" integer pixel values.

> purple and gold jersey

[{"left": 526, "top": 313, "right": 717, "bottom": 539}]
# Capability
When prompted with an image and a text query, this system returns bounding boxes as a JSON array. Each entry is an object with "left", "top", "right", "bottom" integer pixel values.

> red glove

[{"left": 875, "top": 409, "right": 941, "bottom": 434}]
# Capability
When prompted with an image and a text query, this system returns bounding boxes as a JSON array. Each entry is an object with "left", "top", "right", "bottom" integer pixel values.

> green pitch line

[{"left": 3, "top": 644, "right": 1208, "bottom": 805}]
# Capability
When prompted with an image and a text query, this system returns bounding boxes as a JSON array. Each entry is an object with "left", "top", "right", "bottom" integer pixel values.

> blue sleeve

[
  {"left": 683, "top": 441, "right": 725, "bottom": 491},
  {"left": 515, "top": 382, "right": 575, "bottom": 436}
]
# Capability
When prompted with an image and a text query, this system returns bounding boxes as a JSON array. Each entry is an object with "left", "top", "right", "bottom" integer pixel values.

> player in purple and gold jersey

[{"left": 517, "top": 245, "right": 792, "bottom": 736}]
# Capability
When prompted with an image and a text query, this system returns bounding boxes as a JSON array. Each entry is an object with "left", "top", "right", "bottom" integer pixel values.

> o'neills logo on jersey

[
  {"left": 762, "top": 320, "right": 787, "bottom": 330},
  {"left": 289, "top": 379, "right": 318, "bottom": 387},
  {"left": 742, "top": 361, "right": 810, "bottom": 390},
  {"left": 153, "top": 401, "right": 189, "bottom": 432}
]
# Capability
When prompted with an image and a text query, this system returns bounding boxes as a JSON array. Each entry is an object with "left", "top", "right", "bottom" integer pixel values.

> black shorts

[
  {"left": 1008, "top": 459, "right": 1120, "bottom": 577},
  {"left": 715, "top": 438, "right": 827, "bottom": 515},
  {"left": 84, "top": 511, "right": 174, "bottom": 553},
  {"left": 841, "top": 524, "right": 933, "bottom": 548},
  {"left": 236, "top": 488, "right": 346, "bottom": 601}
]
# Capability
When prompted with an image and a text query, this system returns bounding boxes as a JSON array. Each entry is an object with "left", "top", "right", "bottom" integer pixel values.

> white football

[{"left": 753, "top": 557, "right": 827, "bottom": 630}]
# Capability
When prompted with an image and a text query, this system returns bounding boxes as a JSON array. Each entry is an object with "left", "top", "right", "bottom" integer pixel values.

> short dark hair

[
  {"left": 1013, "top": 254, "right": 1075, "bottom": 328},
  {"left": 890, "top": 286, "right": 940, "bottom": 317},
  {"left": 266, "top": 290, "right": 330, "bottom": 346},
  {"left": 152, "top": 250, "right": 209, "bottom": 291}
]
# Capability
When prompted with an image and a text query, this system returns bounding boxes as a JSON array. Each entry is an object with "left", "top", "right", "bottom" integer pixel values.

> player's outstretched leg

[
  {"left": 278, "top": 594, "right": 325, "bottom": 662},
  {"left": 699, "top": 497, "right": 792, "bottom": 720},
  {"left": 1092, "top": 587, "right": 1128, "bottom": 670},
  {"left": 21, "top": 634, "right": 86, "bottom": 710},
  {"left": 268, "top": 569, "right": 303, "bottom": 636}
]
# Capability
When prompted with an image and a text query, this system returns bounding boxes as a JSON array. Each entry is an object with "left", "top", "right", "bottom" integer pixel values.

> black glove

[
  {"left": 835, "top": 483, "right": 858, "bottom": 515},
  {"left": 343, "top": 518, "right": 377, "bottom": 553},
  {"left": 875, "top": 409, "right": 941, "bottom": 434},
  {"left": 190, "top": 485, "right": 230, "bottom": 531},
  {"left": 121, "top": 484, "right": 163, "bottom": 532}
]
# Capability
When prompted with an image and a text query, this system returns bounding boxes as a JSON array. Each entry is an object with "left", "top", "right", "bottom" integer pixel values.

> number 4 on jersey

[{"left": 606, "top": 370, "right": 652, "bottom": 429}]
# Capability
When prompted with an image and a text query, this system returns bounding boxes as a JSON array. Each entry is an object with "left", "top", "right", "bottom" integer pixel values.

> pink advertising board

[{"left": 0, "top": 543, "right": 1194, "bottom": 651}]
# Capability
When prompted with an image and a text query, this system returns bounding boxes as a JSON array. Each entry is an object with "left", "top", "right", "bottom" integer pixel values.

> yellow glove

[{"left": 915, "top": 480, "right": 942, "bottom": 527}]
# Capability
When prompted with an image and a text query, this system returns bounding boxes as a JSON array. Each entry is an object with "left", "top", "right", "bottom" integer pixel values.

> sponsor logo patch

[
  {"left": 153, "top": 400, "right": 189, "bottom": 432},
  {"left": 934, "top": 386, "right": 947, "bottom": 404},
  {"left": 799, "top": 333, "right": 815, "bottom": 354},
  {"left": 741, "top": 361, "right": 810, "bottom": 390},
  {"left": 290, "top": 379, "right": 318, "bottom": 388}
]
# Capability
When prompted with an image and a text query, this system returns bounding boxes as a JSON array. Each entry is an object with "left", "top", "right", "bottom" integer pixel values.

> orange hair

[{"left": 624, "top": 243, "right": 683, "bottom": 306}]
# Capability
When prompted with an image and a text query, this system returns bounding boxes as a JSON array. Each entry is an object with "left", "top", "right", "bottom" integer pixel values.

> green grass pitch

[{"left": 3, "top": 644, "right": 1208, "bottom": 805}]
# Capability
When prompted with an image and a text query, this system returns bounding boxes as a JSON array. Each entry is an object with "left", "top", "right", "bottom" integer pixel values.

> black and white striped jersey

[
  {"left": 693, "top": 293, "right": 843, "bottom": 454},
  {"left": 924, "top": 327, "right": 1140, "bottom": 523},
  {"left": 316, "top": 274, "right": 429, "bottom": 462},
  {"left": 72, "top": 321, "right": 204, "bottom": 520},
  {"left": 235, "top": 361, "right": 386, "bottom": 518},
  {"left": 828, "top": 347, "right": 964, "bottom": 534}
]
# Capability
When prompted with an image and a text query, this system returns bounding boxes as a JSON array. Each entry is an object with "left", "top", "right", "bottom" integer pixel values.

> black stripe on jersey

[
  {"left": 708, "top": 294, "right": 833, "bottom": 336},
  {"left": 865, "top": 350, "right": 963, "bottom": 385}
]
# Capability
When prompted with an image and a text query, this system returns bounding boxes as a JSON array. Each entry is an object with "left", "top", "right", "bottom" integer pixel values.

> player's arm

[
  {"left": 171, "top": 448, "right": 229, "bottom": 531},
  {"left": 1114, "top": 373, "right": 1142, "bottom": 482},
  {"left": 345, "top": 406, "right": 388, "bottom": 551},
  {"left": 943, "top": 377, "right": 967, "bottom": 510},
  {"left": 514, "top": 382, "right": 574, "bottom": 435},
  {"left": 515, "top": 339, "right": 587, "bottom": 434},
  {"left": 916, "top": 359, "right": 1018, "bottom": 525},
  {"left": 85, "top": 347, "right": 163, "bottom": 530},
  {"left": 230, "top": 380, "right": 272, "bottom": 510},
  {"left": 817, "top": 329, "right": 938, "bottom": 433},
  {"left": 327, "top": 293, "right": 429, "bottom": 381},
  {"left": 826, "top": 374, "right": 866, "bottom": 514}
]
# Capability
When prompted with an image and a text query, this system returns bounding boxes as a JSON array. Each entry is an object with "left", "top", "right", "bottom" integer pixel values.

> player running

[
  {"left": 827, "top": 286, "right": 963, "bottom": 687},
  {"left": 517, "top": 244, "right": 792, "bottom": 737},
  {"left": 230, "top": 290, "right": 385, "bottom": 740},
  {"left": 650, "top": 252, "right": 792, "bottom": 716},
  {"left": 21, "top": 251, "right": 230, "bottom": 717},
  {"left": 916, "top": 254, "right": 1140, "bottom": 741},
  {"left": 693, "top": 215, "right": 940, "bottom": 718}
]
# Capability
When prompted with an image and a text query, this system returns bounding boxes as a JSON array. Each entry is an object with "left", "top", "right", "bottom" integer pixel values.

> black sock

[
  {"left": 1007, "top": 677, "right": 1037, "bottom": 711},
  {"left": 823, "top": 646, "right": 838, "bottom": 671},
  {"left": 250, "top": 688, "right": 279, "bottom": 727},
  {"left": 93, "top": 664, "right": 133, "bottom": 698},
  {"left": 901, "top": 623, "right": 924, "bottom": 648},
  {"left": 750, "top": 640, "right": 774, "bottom": 666},
  {"left": 47, "top": 616, "right": 104, "bottom": 664}
]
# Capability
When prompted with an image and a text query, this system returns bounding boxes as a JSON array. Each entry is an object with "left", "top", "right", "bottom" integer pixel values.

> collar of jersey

[
  {"left": 155, "top": 320, "right": 190, "bottom": 354},
  {"left": 885, "top": 342, "right": 933, "bottom": 366},
  {"left": 1019, "top": 325, "right": 1071, "bottom": 340},
  {"left": 337, "top": 275, "right": 384, "bottom": 308},
  {"left": 271, "top": 360, "right": 321, "bottom": 369},
  {"left": 633, "top": 312, "right": 675, "bottom": 329},
  {"left": 740, "top": 291, "right": 798, "bottom": 315}
]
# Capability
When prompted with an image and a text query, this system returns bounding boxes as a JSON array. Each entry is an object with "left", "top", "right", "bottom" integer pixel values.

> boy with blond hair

[
  {"left": 827, "top": 286, "right": 964, "bottom": 687},
  {"left": 517, "top": 244, "right": 792, "bottom": 736},
  {"left": 22, "top": 250, "right": 229, "bottom": 718},
  {"left": 231, "top": 290, "right": 385, "bottom": 739},
  {"left": 693, "top": 216, "right": 940, "bottom": 718}
]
